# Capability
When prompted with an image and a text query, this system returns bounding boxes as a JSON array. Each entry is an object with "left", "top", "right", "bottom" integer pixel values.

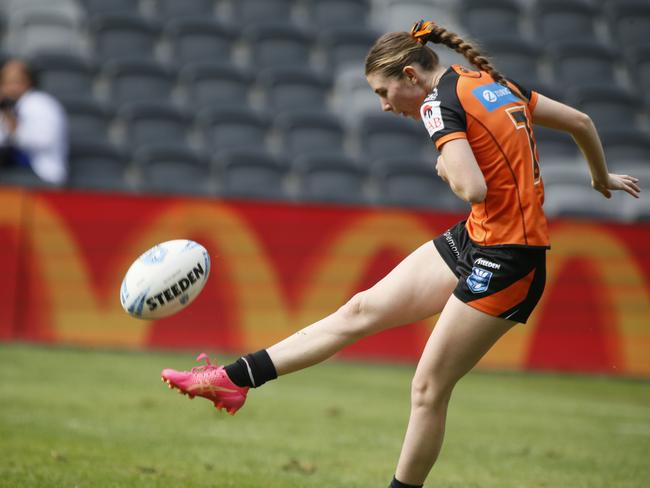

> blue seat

[
  {"left": 243, "top": 22, "right": 312, "bottom": 70},
  {"left": 549, "top": 40, "right": 619, "bottom": 88},
  {"left": 535, "top": 0, "right": 599, "bottom": 42},
  {"left": 374, "top": 158, "right": 466, "bottom": 211},
  {"left": 461, "top": 0, "right": 522, "bottom": 39},
  {"left": 119, "top": 101, "right": 190, "bottom": 150},
  {"left": 31, "top": 51, "right": 97, "bottom": 99},
  {"left": 360, "top": 113, "right": 429, "bottom": 164},
  {"left": 135, "top": 142, "right": 212, "bottom": 195},
  {"left": 104, "top": 58, "right": 174, "bottom": 107},
  {"left": 600, "top": 128, "right": 650, "bottom": 164},
  {"left": 153, "top": 0, "right": 216, "bottom": 22},
  {"left": 180, "top": 62, "right": 253, "bottom": 110},
  {"left": 165, "top": 17, "right": 236, "bottom": 67},
  {"left": 481, "top": 35, "right": 543, "bottom": 87},
  {"left": 230, "top": 0, "right": 295, "bottom": 24},
  {"left": 91, "top": 13, "right": 160, "bottom": 62},
  {"left": 198, "top": 106, "right": 271, "bottom": 154},
  {"left": 68, "top": 138, "right": 128, "bottom": 191},
  {"left": 60, "top": 96, "right": 113, "bottom": 142},
  {"left": 305, "top": 0, "right": 370, "bottom": 29},
  {"left": 610, "top": 0, "right": 650, "bottom": 49},
  {"left": 258, "top": 66, "right": 332, "bottom": 114},
  {"left": 294, "top": 153, "right": 368, "bottom": 204},
  {"left": 276, "top": 110, "right": 345, "bottom": 159},
  {"left": 570, "top": 85, "right": 642, "bottom": 131},
  {"left": 217, "top": 148, "right": 289, "bottom": 200},
  {"left": 320, "top": 26, "right": 378, "bottom": 71}
]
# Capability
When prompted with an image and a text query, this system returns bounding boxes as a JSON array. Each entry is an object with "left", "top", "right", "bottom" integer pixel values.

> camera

[{"left": 0, "top": 98, "right": 16, "bottom": 111}]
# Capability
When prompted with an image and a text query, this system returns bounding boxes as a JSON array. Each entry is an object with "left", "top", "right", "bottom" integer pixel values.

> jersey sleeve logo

[
  {"left": 420, "top": 101, "right": 444, "bottom": 137},
  {"left": 472, "top": 82, "right": 519, "bottom": 112}
]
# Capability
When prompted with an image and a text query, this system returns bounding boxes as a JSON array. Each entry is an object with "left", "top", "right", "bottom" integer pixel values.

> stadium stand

[
  {"left": 0, "top": 0, "right": 647, "bottom": 220},
  {"left": 68, "top": 138, "right": 127, "bottom": 191},
  {"left": 294, "top": 152, "right": 369, "bottom": 204}
]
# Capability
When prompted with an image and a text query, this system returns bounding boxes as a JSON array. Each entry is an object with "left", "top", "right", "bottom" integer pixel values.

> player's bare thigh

[{"left": 344, "top": 240, "right": 458, "bottom": 335}]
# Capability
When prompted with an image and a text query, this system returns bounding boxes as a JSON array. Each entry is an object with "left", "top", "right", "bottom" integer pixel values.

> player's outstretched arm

[{"left": 531, "top": 94, "right": 640, "bottom": 199}]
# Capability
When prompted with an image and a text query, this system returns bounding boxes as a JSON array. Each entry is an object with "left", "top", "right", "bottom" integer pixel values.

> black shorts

[{"left": 433, "top": 221, "right": 547, "bottom": 323}]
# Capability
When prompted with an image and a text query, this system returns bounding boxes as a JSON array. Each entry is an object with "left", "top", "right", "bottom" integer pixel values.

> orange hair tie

[{"left": 410, "top": 20, "right": 436, "bottom": 44}]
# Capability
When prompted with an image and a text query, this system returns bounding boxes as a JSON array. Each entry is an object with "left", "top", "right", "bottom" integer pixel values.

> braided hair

[{"left": 366, "top": 20, "right": 526, "bottom": 100}]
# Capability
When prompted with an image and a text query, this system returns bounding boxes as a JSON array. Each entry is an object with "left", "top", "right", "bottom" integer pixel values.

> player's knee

[
  {"left": 410, "top": 375, "right": 453, "bottom": 411},
  {"left": 337, "top": 291, "right": 374, "bottom": 337}
]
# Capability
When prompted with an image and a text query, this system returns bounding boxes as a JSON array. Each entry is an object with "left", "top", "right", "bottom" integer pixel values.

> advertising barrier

[{"left": 1, "top": 188, "right": 649, "bottom": 376}]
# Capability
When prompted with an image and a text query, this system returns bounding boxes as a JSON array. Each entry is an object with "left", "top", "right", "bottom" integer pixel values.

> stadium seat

[
  {"left": 243, "top": 22, "right": 312, "bottom": 70},
  {"left": 600, "top": 128, "right": 650, "bottom": 164},
  {"left": 294, "top": 153, "right": 368, "bottom": 204},
  {"left": 119, "top": 101, "right": 190, "bottom": 150},
  {"left": 319, "top": 26, "right": 379, "bottom": 71},
  {"left": 460, "top": 0, "right": 522, "bottom": 40},
  {"left": 543, "top": 184, "right": 622, "bottom": 220},
  {"left": 373, "top": 158, "right": 466, "bottom": 210},
  {"left": 534, "top": 0, "right": 599, "bottom": 43},
  {"left": 304, "top": 0, "right": 370, "bottom": 29},
  {"left": 11, "top": 11, "right": 85, "bottom": 56},
  {"left": 165, "top": 17, "right": 237, "bottom": 67},
  {"left": 480, "top": 35, "right": 543, "bottom": 87},
  {"left": 217, "top": 148, "right": 289, "bottom": 200},
  {"left": 60, "top": 96, "right": 113, "bottom": 142},
  {"left": 180, "top": 61, "right": 253, "bottom": 111},
  {"left": 230, "top": 0, "right": 295, "bottom": 25},
  {"left": 135, "top": 142, "right": 212, "bottom": 195},
  {"left": 610, "top": 0, "right": 650, "bottom": 50},
  {"left": 332, "top": 66, "right": 381, "bottom": 127},
  {"left": 628, "top": 45, "right": 650, "bottom": 98},
  {"left": 153, "top": 0, "right": 217, "bottom": 22},
  {"left": 549, "top": 40, "right": 619, "bottom": 89},
  {"left": 276, "top": 110, "right": 346, "bottom": 159},
  {"left": 198, "top": 106, "right": 271, "bottom": 154},
  {"left": 570, "top": 85, "right": 642, "bottom": 131},
  {"left": 80, "top": 0, "right": 142, "bottom": 16},
  {"left": 360, "top": 113, "right": 430, "bottom": 164},
  {"left": 68, "top": 138, "right": 128, "bottom": 191},
  {"left": 257, "top": 66, "right": 332, "bottom": 114},
  {"left": 91, "top": 13, "right": 160, "bottom": 62},
  {"left": 379, "top": 0, "right": 460, "bottom": 35},
  {"left": 30, "top": 52, "right": 96, "bottom": 100},
  {"left": 103, "top": 58, "right": 174, "bottom": 107},
  {"left": 533, "top": 126, "right": 580, "bottom": 166}
]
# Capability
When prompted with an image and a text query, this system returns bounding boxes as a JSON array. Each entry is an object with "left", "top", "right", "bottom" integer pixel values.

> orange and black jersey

[{"left": 420, "top": 65, "right": 550, "bottom": 248}]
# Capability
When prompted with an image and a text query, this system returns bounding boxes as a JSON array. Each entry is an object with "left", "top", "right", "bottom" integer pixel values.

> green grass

[{"left": 1, "top": 343, "right": 649, "bottom": 487}]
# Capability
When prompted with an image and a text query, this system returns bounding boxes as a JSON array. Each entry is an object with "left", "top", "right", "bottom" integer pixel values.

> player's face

[
  {"left": 366, "top": 72, "right": 426, "bottom": 119},
  {"left": 0, "top": 62, "right": 31, "bottom": 101}
]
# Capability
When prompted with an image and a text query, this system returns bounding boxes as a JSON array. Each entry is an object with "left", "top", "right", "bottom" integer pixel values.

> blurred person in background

[
  {"left": 161, "top": 20, "right": 640, "bottom": 488},
  {"left": 0, "top": 59, "right": 67, "bottom": 185}
]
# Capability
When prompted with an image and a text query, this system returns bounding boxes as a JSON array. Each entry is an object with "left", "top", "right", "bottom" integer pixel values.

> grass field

[{"left": 1, "top": 343, "right": 649, "bottom": 487}]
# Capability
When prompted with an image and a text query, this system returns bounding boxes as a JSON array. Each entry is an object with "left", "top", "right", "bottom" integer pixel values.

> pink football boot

[{"left": 161, "top": 353, "right": 249, "bottom": 415}]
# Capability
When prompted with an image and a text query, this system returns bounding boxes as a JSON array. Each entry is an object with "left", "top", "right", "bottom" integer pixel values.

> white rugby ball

[{"left": 120, "top": 239, "right": 210, "bottom": 319}]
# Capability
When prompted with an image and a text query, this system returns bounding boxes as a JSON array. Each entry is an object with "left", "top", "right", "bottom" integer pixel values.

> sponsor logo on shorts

[
  {"left": 466, "top": 267, "right": 493, "bottom": 294},
  {"left": 444, "top": 230, "right": 460, "bottom": 259},
  {"left": 474, "top": 257, "right": 501, "bottom": 270}
]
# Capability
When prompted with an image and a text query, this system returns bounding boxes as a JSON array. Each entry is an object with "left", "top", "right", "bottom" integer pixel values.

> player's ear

[{"left": 402, "top": 65, "right": 418, "bottom": 84}]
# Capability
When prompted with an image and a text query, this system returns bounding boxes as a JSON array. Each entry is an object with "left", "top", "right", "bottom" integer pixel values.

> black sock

[
  {"left": 389, "top": 476, "right": 423, "bottom": 488},
  {"left": 224, "top": 349, "right": 277, "bottom": 388}
]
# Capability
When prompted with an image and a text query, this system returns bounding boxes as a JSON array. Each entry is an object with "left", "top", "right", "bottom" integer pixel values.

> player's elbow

[
  {"left": 453, "top": 179, "right": 487, "bottom": 204},
  {"left": 570, "top": 110, "right": 595, "bottom": 136}
]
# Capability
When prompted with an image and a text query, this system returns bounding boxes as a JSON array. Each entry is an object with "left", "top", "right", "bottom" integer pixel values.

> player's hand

[
  {"left": 592, "top": 173, "right": 640, "bottom": 199},
  {"left": 436, "top": 155, "right": 448, "bottom": 183}
]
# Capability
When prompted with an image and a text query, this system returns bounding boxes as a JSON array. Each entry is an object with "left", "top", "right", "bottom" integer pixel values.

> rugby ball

[{"left": 120, "top": 239, "right": 210, "bottom": 320}]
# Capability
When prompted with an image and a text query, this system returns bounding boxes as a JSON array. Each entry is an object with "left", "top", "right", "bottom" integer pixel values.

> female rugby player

[{"left": 162, "top": 20, "right": 640, "bottom": 488}]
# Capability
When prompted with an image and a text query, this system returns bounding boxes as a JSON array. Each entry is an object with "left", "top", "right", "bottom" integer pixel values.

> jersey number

[{"left": 506, "top": 107, "right": 541, "bottom": 184}]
